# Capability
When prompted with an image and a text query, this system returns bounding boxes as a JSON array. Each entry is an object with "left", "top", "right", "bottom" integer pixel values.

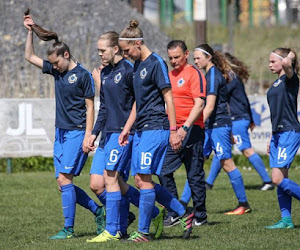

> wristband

[
  {"left": 182, "top": 125, "right": 189, "bottom": 132},
  {"left": 170, "top": 126, "right": 178, "bottom": 131}
]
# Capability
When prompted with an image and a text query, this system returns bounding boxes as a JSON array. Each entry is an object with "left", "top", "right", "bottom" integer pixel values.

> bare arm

[
  {"left": 24, "top": 15, "right": 43, "bottom": 69},
  {"left": 203, "top": 95, "right": 216, "bottom": 123},
  {"left": 282, "top": 51, "right": 295, "bottom": 79},
  {"left": 162, "top": 88, "right": 181, "bottom": 152},
  {"left": 82, "top": 97, "right": 94, "bottom": 153}
]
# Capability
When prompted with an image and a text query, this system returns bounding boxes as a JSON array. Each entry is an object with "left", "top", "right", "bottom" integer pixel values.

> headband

[
  {"left": 271, "top": 52, "right": 284, "bottom": 60},
  {"left": 194, "top": 48, "right": 211, "bottom": 56},
  {"left": 118, "top": 37, "right": 143, "bottom": 41}
]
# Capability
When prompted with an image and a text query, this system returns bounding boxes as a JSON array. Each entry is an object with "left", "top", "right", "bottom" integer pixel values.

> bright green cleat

[
  {"left": 95, "top": 206, "right": 106, "bottom": 235},
  {"left": 86, "top": 230, "right": 120, "bottom": 243},
  {"left": 152, "top": 206, "right": 165, "bottom": 239},
  {"left": 49, "top": 228, "right": 74, "bottom": 240},
  {"left": 265, "top": 218, "right": 294, "bottom": 229}
]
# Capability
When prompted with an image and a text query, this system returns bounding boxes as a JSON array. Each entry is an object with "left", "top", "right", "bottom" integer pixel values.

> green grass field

[{"left": 1, "top": 166, "right": 300, "bottom": 250}]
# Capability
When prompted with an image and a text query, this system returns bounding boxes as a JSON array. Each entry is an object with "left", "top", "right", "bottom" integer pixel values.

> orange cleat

[{"left": 224, "top": 206, "right": 251, "bottom": 215}]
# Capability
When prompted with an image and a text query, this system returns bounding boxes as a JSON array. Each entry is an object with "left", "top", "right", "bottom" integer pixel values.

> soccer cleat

[
  {"left": 265, "top": 219, "right": 294, "bottom": 229},
  {"left": 49, "top": 228, "right": 74, "bottom": 240},
  {"left": 224, "top": 205, "right": 251, "bottom": 215},
  {"left": 179, "top": 210, "right": 195, "bottom": 239},
  {"left": 152, "top": 206, "right": 165, "bottom": 239},
  {"left": 128, "top": 211, "right": 136, "bottom": 227},
  {"left": 193, "top": 217, "right": 208, "bottom": 226},
  {"left": 86, "top": 230, "right": 120, "bottom": 243},
  {"left": 260, "top": 183, "right": 275, "bottom": 191},
  {"left": 163, "top": 215, "right": 180, "bottom": 228},
  {"left": 127, "top": 231, "right": 151, "bottom": 242},
  {"left": 205, "top": 182, "right": 213, "bottom": 190},
  {"left": 95, "top": 206, "right": 106, "bottom": 235}
]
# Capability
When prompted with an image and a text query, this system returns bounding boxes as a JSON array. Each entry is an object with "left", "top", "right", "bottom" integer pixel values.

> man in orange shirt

[{"left": 159, "top": 40, "right": 207, "bottom": 227}]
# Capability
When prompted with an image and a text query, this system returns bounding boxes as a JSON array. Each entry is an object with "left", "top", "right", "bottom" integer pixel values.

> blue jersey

[
  {"left": 92, "top": 58, "right": 134, "bottom": 134},
  {"left": 227, "top": 76, "right": 253, "bottom": 123},
  {"left": 43, "top": 60, "right": 95, "bottom": 130},
  {"left": 267, "top": 72, "right": 300, "bottom": 132},
  {"left": 205, "top": 66, "right": 231, "bottom": 129},
  {"left": 133, "top": 53, "right": 171, "bottom": 131}
]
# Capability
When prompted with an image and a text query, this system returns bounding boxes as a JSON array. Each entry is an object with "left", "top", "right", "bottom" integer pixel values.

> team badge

[
  {"left": 273, "top": 79, "right": 282, "bottom": 87},
  {"left": 140, "top": 68, "right": 147, "bottom": 79},
  {"left": 177, "top": 78, "right": 185, "bottom": 87},
  {"left": 68, "top": 74, "right": 78, "bottom": 84},
  {"left": 114, "top": 72, "right": 122, "bottom": 83}
]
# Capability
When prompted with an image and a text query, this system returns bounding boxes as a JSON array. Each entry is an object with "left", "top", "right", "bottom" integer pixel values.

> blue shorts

[
  {"left": 53, "top": 128, "right": 87, "bottom": 178},
  {"left": 269, "top": 131, "right": 300, "bottom": 168},
  {"left": 232, "top": 119, "right": 252, "bottom": 151},
  {"left": 90, "top": 147, "right": 105, "bottom": 175},
  {"left": 104, "top": 133, "right": 132, "bottom": 180},
  {"left": 131, "top": 130, "right": 169, "bottom": 176},
  {"left": 204, "top": 126, "right": 232, "bottom": 160}
]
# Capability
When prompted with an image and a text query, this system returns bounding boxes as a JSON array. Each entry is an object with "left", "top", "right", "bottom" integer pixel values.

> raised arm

[
  {"left": 282, "top": 51, "right": 295, "bottom": 79},
  {"left": 24, "top": 15, "right": 43, "bottom": 69}
]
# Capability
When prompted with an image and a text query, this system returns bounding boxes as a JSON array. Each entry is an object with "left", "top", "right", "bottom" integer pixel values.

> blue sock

[
  {"left": 279, "top": 178, "right": 300, "bottom": 201},
  {"left": 97, "top": 190, "right": 106, "bottom": 206},
  {"left": 74, "top": 186, "right": 98, "bottom": 214},
  {"left": 180, "top": 180, "right": 192, "bottom": 204},
  {"left": 119, "top": 196, "right": 129, "bottom": 235},
  {"left": 138, "top": 189, "right": 155, "bottom": 234},
  {"left": 105, "top": 191, "right": 121, "bottom": 236},
  {"left": 61, "top": 184, "right": 76, "bottom": 228},
  {"left": 227, "top": 168, "right": 247, "bottom": 203},
  {"left": 206, "top": 155, "right": 222, "bottom": 185},
  {"left": 248, "top": 153, "right": 271, "bottom": 183},
  {"left": 125, "top": 185, "right": 158, "bottom": 219},
  {"left": 154, "top": 183, "right": 185, "bottom": 217},
  {"left": 277, "top": 186, "right": 292, "bottom": 217}
]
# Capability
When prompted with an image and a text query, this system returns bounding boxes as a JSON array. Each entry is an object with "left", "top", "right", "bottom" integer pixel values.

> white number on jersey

[
  {"left": 109, "top": 149, "right": 119, "bottom": 163},
  {"left": 141, "top": 152, "right": 152, "bottom": 166},
  {"left": 278, "top": 147, "right": 287, "bottom": 161}
]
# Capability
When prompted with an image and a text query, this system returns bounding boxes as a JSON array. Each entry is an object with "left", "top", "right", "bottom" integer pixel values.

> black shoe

[
  {"left": 179, "top": 210, "right": 195, "bottom": 239},
  {"left": 163, "top": 215, "right": 180, "bottom": 227},
  {"left": 193, "top": 217, "right": 208, "bottom": 226},
  {"left": 128, "top": 211, "right": 136, "bottom": 227},
  {"left": 260, "top": 182, "right": 275, "bottom": 191},
  {"left": 205, "top": 182, "right": 213, "bottom": 190}
]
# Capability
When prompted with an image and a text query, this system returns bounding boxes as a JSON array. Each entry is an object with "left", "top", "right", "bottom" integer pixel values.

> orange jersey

[{"left": 169, "top": 65, "right": 206, "bottom": 127}]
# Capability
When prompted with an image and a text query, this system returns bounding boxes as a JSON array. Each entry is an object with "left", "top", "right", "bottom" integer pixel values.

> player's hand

[
  {"left": 231, "top": 133, "right": 237, "bottom": 144},
  {"left": 88, "top": 134, "right": 97, "bottom": 151},
  {"left": 82, "top": 136, "right": 91, "bottom": 154},
  {"left": 119, "top": 130, "right": 130, "bottom": 146},
  {"left": 24, "top": 15, "right": 34, "bottom": 31},
  {"left": 249, "top": 123, "right": 255, "bottom": 132},
  {"left": 177, "top": 127, "right": 187, "bottom": 142},
  {"left": 170, "top": 131, "right": 182, "bottom": 152}
]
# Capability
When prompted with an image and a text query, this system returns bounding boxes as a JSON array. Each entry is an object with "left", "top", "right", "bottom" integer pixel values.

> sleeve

[
  {"left": 81, "top": 71, "right": 95, "bottom": 98},
  {"left": 153, "top": 56, "right": 171, "bottom": 90},
  {"left": 92, "top": 83, "right": 106, "bottom": 136},
  {"left": 190, "top": 68, "right": 206, "bottom": 99},
  {"left": 206, "top": 68, "right": 219, "bottom": 96},
  {"left": 42, "top": 60, "right": 54, "bottom": 75}
]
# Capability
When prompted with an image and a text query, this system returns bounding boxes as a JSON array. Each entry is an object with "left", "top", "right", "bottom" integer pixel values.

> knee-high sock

[
  {"left": 154, "top": 183, "right": 185, "bottom": 217},
  {"left": 227, "top": 168, "right": 247, "bottom": 203},
  {"left": 248, "top": 153, "right": 271, "bottom": 183},
  {"left": 180, "top": 179, "right": 192, "bottom": 204},
  {"left": 206, "top": 155, "right": 222, "bottom": 185},
  {"left": 105, "top": 191, "right": 121, "bottom": 236},
  {"left": 279, "top": 178, "right": 300, "bottom": 201},
  {"left": 61, "top": 183, "right": 76, "bottom": 228},
  {"left": 97, "top": 190, "right": 106, "bottom": 206},
  {"left": 138, "top": 189, "right": 155, "bottom": 234},
  {"left": 119, "top": 196, "right": 129, "bottom": 235},
  {"left": 125, "top": 185, "right": 159, "bottom": 218},
  {"left": 74, "top": 186, "right": 98, "bottom": 214},
  {"left": 277, "top": 186, "right": 292, "bottom": 218}
]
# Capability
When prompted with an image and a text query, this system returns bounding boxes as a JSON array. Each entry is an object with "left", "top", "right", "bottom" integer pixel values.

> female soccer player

[
  {"left": 205, "top": 52, "right": 273, "bottom": 191},
  {"left": 118, "top": 20, "right": 194, "bottom": 241},
  {"left": 265, "top": 48, "right": 300, "bottom": 229},
  {"left": 193, "top": 44, "right": 251, "bottom": 215},
  {"left": 23, "top": 12, "right": 104, "bottom": 239}
]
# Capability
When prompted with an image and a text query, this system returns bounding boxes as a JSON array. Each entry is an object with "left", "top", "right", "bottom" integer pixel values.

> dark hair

[
  {"left": 119, "top": 19, "right": 144, "bottom": 44},
  {"left": 195, "top": 44, "right": 233, "bottom": 82},
  {"left": 224, "top": 52, "right": 249, "bottom": 82},
  {"left": 167, "top": 40, "right": 187, "bottom": 52},
  {"left": 273, "top": 47, "right": 299, "bottom": 74},
  {"left": 24, "top": 9, "right": 72, "bottom": 59}
]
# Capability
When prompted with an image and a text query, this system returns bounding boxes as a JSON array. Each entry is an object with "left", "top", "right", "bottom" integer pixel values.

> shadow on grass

[{"left": 245, "top": 184, "right": 264, "bottom": 190}]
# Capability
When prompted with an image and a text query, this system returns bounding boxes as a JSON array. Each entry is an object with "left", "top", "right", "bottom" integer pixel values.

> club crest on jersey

[
  {"left": 114, "top": 72, "right": 122, "bottom": 84},
  {"left": 68, "top": 74, "right": 78, "bottom": 84},
  {"left": 273, "top": 79, "right": 282, "bottom": 87},
  {"left": 177, "top": 78, "right": 185, "bottom": 87},
  {"left": 140, "top": 68, "right": 147, "bottom": 79}
]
